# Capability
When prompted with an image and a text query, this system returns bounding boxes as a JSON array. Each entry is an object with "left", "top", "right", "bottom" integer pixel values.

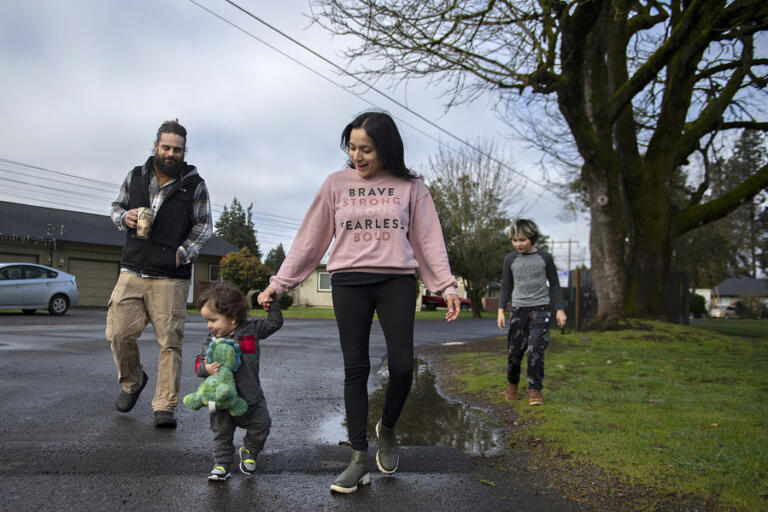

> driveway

[{"left": 0, "top": 309, "right": 590, "bottom": 511}]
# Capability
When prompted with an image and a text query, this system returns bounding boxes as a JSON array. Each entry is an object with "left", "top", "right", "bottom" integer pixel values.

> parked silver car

[
  {"left": 0, "top": 263, "right": 79, "bottom": 315},
  {"left": 710, "top": 305, "right": 740, "bottom": 319}
]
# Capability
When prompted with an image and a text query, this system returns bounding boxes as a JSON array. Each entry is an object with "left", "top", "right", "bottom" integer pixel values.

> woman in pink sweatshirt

[{"left": 258, "top": 111, "right": 460, "bottom": 493}]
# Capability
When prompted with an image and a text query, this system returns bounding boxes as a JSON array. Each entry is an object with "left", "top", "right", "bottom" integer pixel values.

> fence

[{"left": 561, "top": 269, "right": 690, "bottom": 330}]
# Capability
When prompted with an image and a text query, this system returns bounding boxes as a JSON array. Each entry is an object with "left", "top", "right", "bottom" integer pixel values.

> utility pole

[{"left": 550, "top": 239, "right": 580, "bottom": 270}]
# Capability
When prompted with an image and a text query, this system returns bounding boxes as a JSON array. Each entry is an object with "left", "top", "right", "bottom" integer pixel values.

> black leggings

[{"left": 331, "top": 276, "right": 417, "bottom": 451}]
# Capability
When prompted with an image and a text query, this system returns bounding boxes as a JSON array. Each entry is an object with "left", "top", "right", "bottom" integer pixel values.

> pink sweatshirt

[{"left": 270, "top": 168, "right": 458, "bottom": 298}]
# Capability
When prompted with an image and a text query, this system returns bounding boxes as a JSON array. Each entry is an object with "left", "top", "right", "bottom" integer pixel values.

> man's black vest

[{"left": 120, "top": 159, "right": 203, "bottom": 279}]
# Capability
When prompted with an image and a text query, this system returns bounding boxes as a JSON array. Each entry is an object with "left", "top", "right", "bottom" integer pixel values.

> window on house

[
  {"left": 209, "top": 265, "right": 221, "bottom": 282},
  {"left": 318, "top": 271, "right": 331, "bottom": 291},
  {"left": 486, "top": 288, "right": 499, "bottom": 298}
]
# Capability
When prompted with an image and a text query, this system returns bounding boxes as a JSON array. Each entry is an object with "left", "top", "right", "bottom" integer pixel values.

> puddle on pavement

[{"left": 315, "top": 358, "right": 500, "bottom": 456}]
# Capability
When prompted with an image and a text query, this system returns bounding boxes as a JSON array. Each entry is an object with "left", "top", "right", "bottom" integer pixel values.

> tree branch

[
  {"left": 310, "top": 0, "right": 562, "bottom": 98},
  {"left": 677, "top": 37, "right": 753, "bottom": 165},
  {"left": 627, "top": 1, "right": 669, "bottom": 35},
  {"left": 557, "top": 0, "right": 603, "bottom": 164},
  {"left": 696, "top": 58, "right": 768, "bottom": 80},
  {"left": 715, "top": 0, "right": 768, "bottom": 37},
  {"left": 608, "top": 0, "right": 718, "bottom": 122},
  {"left": 719, "top": 121, "right": 768, "bottom": 131},
  {"left": 688, "top": 137, "right": 716, "bottom": 206},
  {"left": 675, "top": 162, "right": 768, "bottom": 235}
]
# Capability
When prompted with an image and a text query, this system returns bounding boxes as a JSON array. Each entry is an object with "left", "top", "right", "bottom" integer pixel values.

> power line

[
  {"left": 0, "top": 157, "right": 303, "bottom": 244},
  {"left": 0, "top": 157, "right": 302, "bottom": 221},
  {"left": 189, "top": 0, "right": 558, "bottom": 200},
  {"left": 185, "top": 0, "right": 450, "bottom": 152},
  {"left": 0, "top": 190, "right": 108, "bottom": 215},
  {"left": 0, "top": 159, "right": 301, "bottom": 232},
  {"left": 0, "top": 168, "right": 119, "bottom": 198},
  {"left": 0, "top": 175, "right": 114, "bottom": 203},
  {"left": 0, "top": 157, "right": 118, "bottom": 189}
]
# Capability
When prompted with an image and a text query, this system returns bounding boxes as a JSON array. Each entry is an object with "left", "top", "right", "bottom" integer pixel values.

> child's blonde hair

[{"left": 509, "top": 218, "right": 540, "bottom": 245}]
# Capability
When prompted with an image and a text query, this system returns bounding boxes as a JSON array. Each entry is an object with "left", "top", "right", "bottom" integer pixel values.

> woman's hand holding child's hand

[{"left": 257, "top": 287, "right": 277, "bottom": 310}]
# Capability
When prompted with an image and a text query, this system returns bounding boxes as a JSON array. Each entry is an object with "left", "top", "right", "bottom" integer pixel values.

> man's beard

[{"left": 153, "top": 154, "right": 184, "bottom": 178}]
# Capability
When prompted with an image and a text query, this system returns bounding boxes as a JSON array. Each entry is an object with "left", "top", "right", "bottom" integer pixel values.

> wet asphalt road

[{"left": 0, "top": 309, "right": 590, "bottom": 511}]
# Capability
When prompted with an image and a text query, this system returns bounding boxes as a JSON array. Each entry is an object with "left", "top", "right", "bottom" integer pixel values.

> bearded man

[{"left": 106, "top": 119, "right": 212, "bottom": 428}]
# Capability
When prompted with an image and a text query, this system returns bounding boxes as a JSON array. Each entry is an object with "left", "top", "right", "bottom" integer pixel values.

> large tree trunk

[
  {"left": 625, "top": 176, "right": 674, "bottom": 317},
  {"left": 584, "top": 165, "right": 627, "bottom": 326}
]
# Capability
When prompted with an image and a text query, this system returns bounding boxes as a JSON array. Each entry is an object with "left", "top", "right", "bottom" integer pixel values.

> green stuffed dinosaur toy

[{"left": 183, "top": 337, "right": 248, "bottom": 416}]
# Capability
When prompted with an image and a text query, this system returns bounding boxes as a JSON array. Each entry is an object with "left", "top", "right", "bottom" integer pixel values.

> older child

[
  {"left": 194, "top": 283, "right": 283, "bottom": 481},
  {"left": 497, "top": 219, "right": 566, "bottom": 406}
]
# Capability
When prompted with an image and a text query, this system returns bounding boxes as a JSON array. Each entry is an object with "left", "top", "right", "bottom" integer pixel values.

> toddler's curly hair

[{"left": 196, "top": 282, "right": 250, "bottom": 324}]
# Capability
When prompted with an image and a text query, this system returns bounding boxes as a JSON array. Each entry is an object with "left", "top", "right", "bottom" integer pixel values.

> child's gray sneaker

[
  {"left": 239, "top": 446, "right": 256, "bottom": 475},
  {"left": 207, "top": 464, "right": 231, "bottom": 482}
]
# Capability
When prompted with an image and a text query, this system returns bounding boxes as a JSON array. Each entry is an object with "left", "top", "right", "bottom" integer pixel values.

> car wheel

[
  {"left": 48, "top": 294, "right": 69, "bottom": 315},
  {"left": 460, "top": 303, "right": 470, "bottom": 311},
  {"left": 724, "top": 314, "right": 729, "bottom": 320},
  {"left": 22, "top": 309, "right": 37, "bottom": 314}
]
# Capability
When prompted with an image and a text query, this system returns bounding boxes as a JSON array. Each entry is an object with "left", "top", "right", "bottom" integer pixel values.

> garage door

[
  {"left": 0, "top": 253, "right": 38, "bottom": 263},
  {"left": 68, "top": 259, "right": 119, "bottom": 307}
]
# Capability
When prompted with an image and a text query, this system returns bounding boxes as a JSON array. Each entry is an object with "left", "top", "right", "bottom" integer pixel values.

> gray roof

[
  {"left": 0, "top": 201, "right": 238, "bottom": 257},
  {"left": 713, "top": 278, "right": 768, "bottom": 297}
]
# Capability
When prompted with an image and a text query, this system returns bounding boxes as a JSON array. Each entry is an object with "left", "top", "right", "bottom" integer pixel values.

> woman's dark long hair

[{"left": 340, "top": 111, "right": 416, "bottom": 181}]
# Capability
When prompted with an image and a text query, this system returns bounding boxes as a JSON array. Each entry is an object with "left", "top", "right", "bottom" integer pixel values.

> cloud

[{"left": 0, "top": 0, "right": 589, "bottom": 266}]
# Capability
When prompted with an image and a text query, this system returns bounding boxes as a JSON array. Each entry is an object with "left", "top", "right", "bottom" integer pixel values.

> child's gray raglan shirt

[{"left": 498, "top": 249, "right": 565, "bottom": 311}]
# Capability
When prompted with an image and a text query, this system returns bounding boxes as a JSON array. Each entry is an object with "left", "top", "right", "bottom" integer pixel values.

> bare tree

[
  {"left": 424, "top": 141, "right": 523, "bottom": 318},
  {"left": 311, "top": 0, "right": 768, "bottom": 325}
]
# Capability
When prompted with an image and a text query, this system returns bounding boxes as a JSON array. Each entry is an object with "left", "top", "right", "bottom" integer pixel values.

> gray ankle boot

[
  {"left": 375, "top": 419, "right": 399, "bottom": 474},
  {"left": 330, "top": 450, "right": 370, "bottom": 493}
]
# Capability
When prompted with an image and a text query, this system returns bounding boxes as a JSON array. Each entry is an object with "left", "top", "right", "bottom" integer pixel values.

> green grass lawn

[
  {"left": 445, "top": 320, "right": 768, "bottom": 511},
  {"left": 690, "top": 318, "right": 768, "bottom": 338}
]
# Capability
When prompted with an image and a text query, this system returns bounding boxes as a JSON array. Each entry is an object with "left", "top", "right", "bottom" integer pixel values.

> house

[
  {"left": 483, "top": 280, "right": 503, "bottom": 311},
  {"left": 711, "top": 277, "right": 768, "bottom": 311},
  {"left": 0, "top": 201, "right": 238, "bottom": 307},
  {"left": 290, "top": 265, "right": 472, "bottom": 309},
  {"left": 693, "top": 288, "right": 713, "bottom": 306},
  {"left": 291, "top": 264, "right": 334, "bottom": 308}
]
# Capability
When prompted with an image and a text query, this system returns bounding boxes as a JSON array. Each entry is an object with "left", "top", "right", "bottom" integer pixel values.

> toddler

[{"left": 194, "top": 282, "right": 282, "bottom": 481}]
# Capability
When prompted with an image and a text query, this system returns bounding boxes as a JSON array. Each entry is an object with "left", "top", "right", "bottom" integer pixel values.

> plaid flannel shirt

[{"left": 110, "top": 161, "right": 212, "bottom": 268}]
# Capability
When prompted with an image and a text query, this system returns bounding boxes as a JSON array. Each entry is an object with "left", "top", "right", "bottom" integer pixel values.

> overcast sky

[{"left": 0, "top": 0, "right": 590, "bottom": 269}]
